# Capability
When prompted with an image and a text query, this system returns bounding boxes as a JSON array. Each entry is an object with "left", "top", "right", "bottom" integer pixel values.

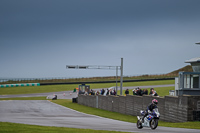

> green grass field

[{"left": 0, "top": 80, "right": 174, "bottom": 95}]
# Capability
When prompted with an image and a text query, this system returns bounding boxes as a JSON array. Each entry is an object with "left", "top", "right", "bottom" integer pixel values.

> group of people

[
  {"left": 132, "top": 88, "right": 146, "bottom": 96},
  {"left": 84, "top": 88, "right": 116, "bottom": 96},
  {"left": 128, "top": 87, "right": 159, "bottom": 96},
  {"left": 84, "top": 87, "right": 159, "bottom": 97}
]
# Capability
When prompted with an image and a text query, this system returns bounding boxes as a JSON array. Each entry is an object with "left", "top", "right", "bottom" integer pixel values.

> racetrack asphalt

[{"left": 0, "top": 100, "right": 200, "bottom": 133}]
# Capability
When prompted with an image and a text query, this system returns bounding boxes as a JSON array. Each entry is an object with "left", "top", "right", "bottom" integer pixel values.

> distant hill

[{"left": 168, "top": 65, "right": 193, "bottom": 75}]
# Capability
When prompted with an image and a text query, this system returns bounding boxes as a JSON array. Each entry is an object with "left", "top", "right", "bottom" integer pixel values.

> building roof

[{"left": 185, "top": 57, "right": 200, "bottom": 63}]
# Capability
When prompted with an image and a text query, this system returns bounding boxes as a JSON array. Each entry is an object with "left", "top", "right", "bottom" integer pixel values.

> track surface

[{"left": 0, "top": 100, "right": 200, "bottom": 133}]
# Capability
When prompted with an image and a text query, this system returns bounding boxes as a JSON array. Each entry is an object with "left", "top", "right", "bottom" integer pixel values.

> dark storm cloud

[
  {"left": 0, "top": 0, "right": 200, "bottom": 78},
  {"left": 1, "top": 0, "right": 199, "bottom": 36}
]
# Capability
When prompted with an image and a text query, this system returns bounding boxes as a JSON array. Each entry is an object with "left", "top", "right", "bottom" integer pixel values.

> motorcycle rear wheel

[
  {"left": 150, "top": 119, "right": 158, "bottom": 130},
  {"left": 136, "top": 120, "right": 143, "bottom": 129}
]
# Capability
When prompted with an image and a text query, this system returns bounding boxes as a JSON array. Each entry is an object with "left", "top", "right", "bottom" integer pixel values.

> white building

[{"left": 175, "top": 57, "right": 200, "bottom": 96}]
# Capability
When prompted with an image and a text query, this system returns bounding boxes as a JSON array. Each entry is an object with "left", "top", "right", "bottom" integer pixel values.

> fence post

[{"left": 96, "top": 96, "right": 98, "bottom": 108}]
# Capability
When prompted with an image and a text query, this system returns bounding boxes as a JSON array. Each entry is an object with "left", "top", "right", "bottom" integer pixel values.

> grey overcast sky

[{"left": 0, "top": 0, "right": 200, "bottom": 78}]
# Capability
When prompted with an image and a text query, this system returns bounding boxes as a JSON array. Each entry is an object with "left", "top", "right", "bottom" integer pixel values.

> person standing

[{"left": 125, "top": 89, "right": 129, "bottom": 96}]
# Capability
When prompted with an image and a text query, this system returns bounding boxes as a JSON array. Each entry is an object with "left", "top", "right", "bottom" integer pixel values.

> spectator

[
  {"left": 125, "top": 89, "right": 129, "bottom": 96},
  {"left": 143, "top": 89, "right": 148, "bottom": 95},
  {"left": 108, "top": 89, "right": 110, "bottom": 95},
  {"left": 109, "top": 89, "right": 113, "bottom": 95},
  {"left": 96, "top": 91, "right": 99, "bottom": 95},
  {"left": 84, "top": 90, "right": 88, "bottom": 95},
  {"left": 137, "top": 88, "right": 143, "bottom": 96},
  {"left": 106, "top": 88, "right": 109, "bottom": 95},
  {"left": 133, "top": 89, "right": 137, "bottom": 95},
  {"left": 90, "top": 89, "right": 95, "bottom": 95},
  {"left": 152, "top": 90, "right": 159, "bottom": 97},
  {"left": 113, "top": 89, "right": 116, "bottom": 95},
  {"left": 149, "top": 88, "right": 154, "bottom": 95},
  {"left": 149, "top": 88, "right": 159, "bottom": 97},
  {"left": 101, "top": 89, "right": 105, "bottom": 95}
]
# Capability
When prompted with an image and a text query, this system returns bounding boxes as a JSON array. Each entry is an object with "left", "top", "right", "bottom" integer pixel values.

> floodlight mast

[
  {"left": 66, "top": 58, "right": 124, "bottom": 95},
  {"left": 120, "top": 58, "right": 123, "bottom": 95}
]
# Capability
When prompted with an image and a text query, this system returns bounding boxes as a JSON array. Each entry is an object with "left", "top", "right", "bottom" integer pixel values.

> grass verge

[
  {"left": 0, "top": 122, "right": 129, "bottom": 133},
  {"left": 0, "top": 97, "right": 46, "bottom": 100}
]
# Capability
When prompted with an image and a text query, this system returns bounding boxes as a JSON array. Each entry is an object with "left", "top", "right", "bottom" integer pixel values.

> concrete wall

[{"left": 78, "top": 94, "right": 200, "bottom": 122}]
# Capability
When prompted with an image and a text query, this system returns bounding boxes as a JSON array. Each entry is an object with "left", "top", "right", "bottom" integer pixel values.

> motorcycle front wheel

[
  {"left": 136, "top": 120, "right": 143, "bottom": 129},
  {"left": 150, "top": 119, "right": 158, "bottom": 130}
]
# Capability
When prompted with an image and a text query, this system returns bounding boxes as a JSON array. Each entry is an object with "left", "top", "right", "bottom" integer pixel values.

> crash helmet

[{"left": 152, "top": 99, "right": 158, "bottom": 105}]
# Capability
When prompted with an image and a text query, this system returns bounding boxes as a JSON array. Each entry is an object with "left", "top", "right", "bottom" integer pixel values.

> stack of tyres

[{"left": 72, "top": 97, "right": 78, "bottom": 103}]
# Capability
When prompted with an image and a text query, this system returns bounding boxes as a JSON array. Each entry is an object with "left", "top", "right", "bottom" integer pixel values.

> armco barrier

[
  {"left": 0, "top": 83, "right": 40, "bottom": 88},
  {"left": 78, "top": 94, "right": 200, "bottom": 122}
]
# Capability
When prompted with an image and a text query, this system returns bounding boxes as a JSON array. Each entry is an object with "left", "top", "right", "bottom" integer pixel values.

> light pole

[{"left": 120, "top": 58, "right": 123, "bottom": 95}]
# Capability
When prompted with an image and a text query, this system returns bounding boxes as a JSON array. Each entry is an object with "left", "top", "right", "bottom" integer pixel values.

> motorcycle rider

[{"left": 141, "top": 99, "right": 158, "bottom": 122}]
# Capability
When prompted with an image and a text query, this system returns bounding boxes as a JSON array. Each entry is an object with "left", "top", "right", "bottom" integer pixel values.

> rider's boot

[{"left": 140, "top": 117, "right": 144, "bottom": 123}]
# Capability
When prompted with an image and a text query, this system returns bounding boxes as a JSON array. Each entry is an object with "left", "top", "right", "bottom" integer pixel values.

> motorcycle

[{"left": 136, "top": 108, "right": 160, "bottom": 130}]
